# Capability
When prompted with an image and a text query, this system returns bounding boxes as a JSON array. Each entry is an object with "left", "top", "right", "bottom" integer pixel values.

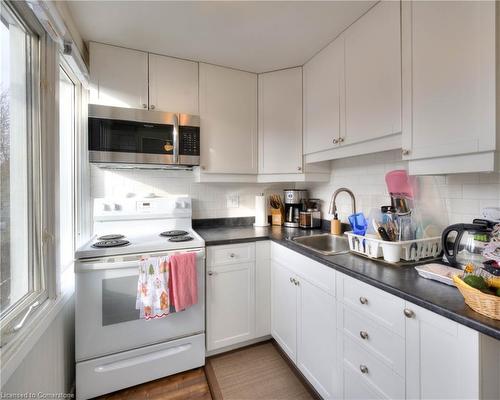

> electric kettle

[{"left": 441, "top": 222, "right": 492, "bottom": 268}]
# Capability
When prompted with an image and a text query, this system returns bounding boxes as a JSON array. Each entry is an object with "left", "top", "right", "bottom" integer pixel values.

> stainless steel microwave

[{"left": 88, "top": 104, "right": 200, "bottom": 167}]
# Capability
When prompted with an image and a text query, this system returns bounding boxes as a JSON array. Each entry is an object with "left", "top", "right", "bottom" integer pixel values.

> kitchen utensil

[
  {"left": 442, "top": 223, "right": 492, "bottom": 268},
  {"left": 269, "top": 193, "right": 285, "bottom": 226},
  {"left": 377, "top": 226, "right": 391, "bottom": 241},
  {"left": 385, "top": 170, "right": 415, "bottom": 215},
  {"left": 349, "top": 212, "right": 368, "bottom": 236}
]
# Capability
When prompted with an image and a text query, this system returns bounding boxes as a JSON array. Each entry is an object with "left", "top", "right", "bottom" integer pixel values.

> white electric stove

[{"left": 75, "top": 196, "right": 205, "bottom": 399}]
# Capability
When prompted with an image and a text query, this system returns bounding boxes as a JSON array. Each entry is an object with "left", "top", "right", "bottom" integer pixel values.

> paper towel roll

[{"left": 254, "top": 193, "right": 270, "bottom": 227}]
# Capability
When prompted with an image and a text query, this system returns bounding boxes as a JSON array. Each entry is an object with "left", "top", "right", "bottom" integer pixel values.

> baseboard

[
  {"left": 205, "top": 335, "right": 272, "bottom": 357},
  {"left": 271, "top": 340, "right": 323, "bottom": 400}
]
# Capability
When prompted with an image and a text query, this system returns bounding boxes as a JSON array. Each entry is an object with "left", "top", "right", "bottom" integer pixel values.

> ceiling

[{"left": 67, "top": 1, "right": 375, "bottom": 73}]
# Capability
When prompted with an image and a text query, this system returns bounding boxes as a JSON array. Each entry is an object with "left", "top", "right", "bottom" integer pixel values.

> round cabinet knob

[
  {"left": 208, "top": 271, "right": 214, "bottom": 276},
  {"left": 359, "top": 331, "right": 369, "bottom": 340},
  {"left": 229, "top": 253, "right": 235, "bottom": 258},
  {"left": 142, "top": 104, "right": 147, "bottom": 109},
  {"left": 290, "top": 277, "right": 294, "bottom": 284},
  {"left": 359, "top": 296, "right": 368, "bottom": 305},
  {"left": 338, "top": 137, "right": 345, "bottom": 143},
  {"left": 150, "top": 105, "right": 156, "bottom": 110},
  {"left": 402, "top": 149, "right": 410, "bottom": 156},
  {"left": 294, "top": 279, "right": 300, "bottom": 286},
  {"left": 333, "top": 138, "right": 339, "bottom": 144},
  {"left": 201, "top": 166, "right": 206, "bottom": 170},
  {"left": 404, "top": 308, "right": 415, "bottom": 318},
  {"left": 297, "top": 166, "right": 302, "bottom": 171},
  {"left": 360, "top": 365, "right": 369, "bottom": 374}
]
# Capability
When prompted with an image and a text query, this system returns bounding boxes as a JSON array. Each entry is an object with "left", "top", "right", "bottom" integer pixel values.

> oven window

[
  {"left": 102, "top": 276, "right": 140, "bottom": 326},
  {"left": 89, "top": 118, "right": 175, "bottom": 155}
]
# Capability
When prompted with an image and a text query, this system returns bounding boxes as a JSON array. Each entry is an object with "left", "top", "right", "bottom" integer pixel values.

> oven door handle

[
  {"left": 75, "top": 249, "right": 205, "bottom": 272},
  {"left": 172, "top": 113, "right": 179, "bottom": 164}
]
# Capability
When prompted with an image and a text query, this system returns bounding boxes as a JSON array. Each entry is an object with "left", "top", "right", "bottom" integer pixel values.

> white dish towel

[{"left": 136, "top": 256, "right": 171, "bottom": 320}]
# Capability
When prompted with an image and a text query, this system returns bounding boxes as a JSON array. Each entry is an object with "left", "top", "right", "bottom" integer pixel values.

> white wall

[
  {"left": 2, "top": 297, "right": 75, "bottom": 394},
  {"left": 91, "top": 166, "right": 290, "bottom": 219},
  {"left": 297, "top": 149, "right": 500, "bottom": 226}
]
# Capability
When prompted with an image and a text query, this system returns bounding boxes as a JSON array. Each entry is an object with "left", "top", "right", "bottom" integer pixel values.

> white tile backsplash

[
  {"left": 90, "top": 166, "right": 289, "bottom": 219},
  {"left": 91, "top": 150, "right": 500, "bottom": 225},
  {"left": 297, "top": 150, "right": 500, "bottom": 226}
]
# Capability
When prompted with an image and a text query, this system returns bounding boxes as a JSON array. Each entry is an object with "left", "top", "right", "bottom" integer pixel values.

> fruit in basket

[
  {"left": 488, "top": 276, "right": 500, "bottom": 289},
  {"left": 463, "top": 275, "right": 488, "bottom": 291},
  {"left": 496, "top": 288, "right": 500, "bottom": 297}
]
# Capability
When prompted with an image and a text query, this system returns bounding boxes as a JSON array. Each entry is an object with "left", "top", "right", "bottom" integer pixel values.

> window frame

[{"left": 0, "top": 0, "right": 48, "bottom": 339}]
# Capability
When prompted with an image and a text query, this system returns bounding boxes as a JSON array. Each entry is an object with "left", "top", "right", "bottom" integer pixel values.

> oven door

[{"left": 75, "top": 249, "right": 205, "bottom": 362}]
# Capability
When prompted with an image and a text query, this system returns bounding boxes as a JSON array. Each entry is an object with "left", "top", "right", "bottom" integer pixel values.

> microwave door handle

[{"left": 173, "top": 113, "right": 179, "bottom": 164}]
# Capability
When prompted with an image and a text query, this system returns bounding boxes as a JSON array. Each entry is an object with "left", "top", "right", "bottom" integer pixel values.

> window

[
  {"left": 58, "top": 65, "right": 76, "bottom": 271},
  {"left": 0, "top": 2, "right": 46, "bottom": 341}
]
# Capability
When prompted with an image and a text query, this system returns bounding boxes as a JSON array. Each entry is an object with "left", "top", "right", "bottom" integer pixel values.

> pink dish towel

[{"left": 169, "top": 252, "right": 198, "bottom": 312}]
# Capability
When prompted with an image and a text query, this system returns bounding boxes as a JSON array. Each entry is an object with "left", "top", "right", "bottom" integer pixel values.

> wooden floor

[{"left": 97, "top": 367, "right": 212, "bottom": 400}]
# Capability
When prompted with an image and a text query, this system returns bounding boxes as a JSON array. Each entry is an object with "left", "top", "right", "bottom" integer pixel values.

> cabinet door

[
  {"left": 344, "top": 1, "right": 401, "bottom": 146},
  {"left": 206, "top": 262, "right": 255, "bottom": 351},
  {"left": 255, "top": 241, "right": 271, "bottom": 337},
  {"left": 297, "top": 279, "right": 336, "bottom": 399},
  {"left": 402, "top": 1, "right": 495, "bottom": 160},
  {"left": 405, "top": 302, "right": 480, "bottom": 399},
  {"left": 199, "top": 63, "right": 257, "bottom": 174},
  {"left": 271, "top": 260, "right": 297, "bottom": 361},
  {"left": 89, "top": 42, "right": 148, "bottom": 109},
  {"left": 258, "top": 67, "right": 302, "bottom": 174},
  {"left": 303, "top": 36, "right": 344, "bottom": 154},
  {"left": 148, "top": 54, "right": 198, "bottom": 114}
]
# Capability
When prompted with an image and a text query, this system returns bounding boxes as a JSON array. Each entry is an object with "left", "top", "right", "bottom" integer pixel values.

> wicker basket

[{"left": 453, "top": 275, "right": 500, "bottom": 320}]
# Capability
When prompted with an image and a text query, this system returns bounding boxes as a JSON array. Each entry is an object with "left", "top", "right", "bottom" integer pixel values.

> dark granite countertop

[{"left": 196, "top": 224, "right": 500, "bottom": 340}]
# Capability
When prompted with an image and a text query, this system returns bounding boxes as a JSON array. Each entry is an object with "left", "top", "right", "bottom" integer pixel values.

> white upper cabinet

[
  {"left": 303, "top": 37, "right": 345, "bottom": 155},
  {"left": 89, "top": 42, "right": 148, "bottom": 109},
  {"left": 199, "top": 63, "right": 258, "bottom": 174},
  {"left": 148, "top": 54, "right": 199, "bottom": 114},
  {"left": 258, "top": 67, "right": 303, "bottom": 174},
  {"left": 344, "top": 0, "right": 401, "bottom": 146},
  {"left": 402, "top": 1, "right": 496, "bottom": 174}
]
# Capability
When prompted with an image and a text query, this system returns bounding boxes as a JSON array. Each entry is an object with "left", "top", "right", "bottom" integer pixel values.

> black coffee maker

[{"left": 283, "top": 189, "right": 307, "bottom": 228}]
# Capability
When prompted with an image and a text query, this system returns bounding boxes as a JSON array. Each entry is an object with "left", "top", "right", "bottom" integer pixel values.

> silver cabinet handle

[
  {"left": 13, "top": 301, "right": 40, "bottom": 332},
  {"left": 338, "top": 137, "right": 345, "bottom": 143},
  {"left": 142, "top": 103, "right": 147, "bottom": 109},
  {"left": 360, "top": 331, "right": 369, "bottom": 340},
  {"left": 229, "top": 253, "right": 235, "bottom": 258},
  {"left": 297, "top": 166, "right": 302, "bottom": 171},
  {"left": 201, "top": 166, "right": 206, "bottom": 170},
  {"left": 290, "top": 277, "right": 294, "bottom": 284},
  {"left": 333, "top": 138, "right": 339, "bottom": 144},
  {"left": 208, "top": 271, "right": 216, "bottom": 276},
  {"left": 150, "top": 104, "right": 156, "bottom": 110},
  {"left": 359, "top": 296, "right": 368, "bottom": 305},
  {"left": 404, "top": 308, "right": 415, "bottom": 318},
  {"left": 360, "top": 365, "right": 369, "bottom": 374},
  {"left": 402, "top": 149, "right": 410, "bottom": 156}
]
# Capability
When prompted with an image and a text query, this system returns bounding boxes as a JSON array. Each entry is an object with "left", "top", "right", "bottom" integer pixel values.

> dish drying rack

[{"left": 345, "top": 232, "right": 442, "bottom": 264}]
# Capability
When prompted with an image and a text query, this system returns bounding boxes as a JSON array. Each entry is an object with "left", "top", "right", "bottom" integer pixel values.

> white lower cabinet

[
  {"left": 270, "top": 243, "right": 499, "bottom": 400},
  {"left": 271, "top": 243, "right": 336, "bottom": 399},
  {"left": 206, "top": 241, "right": 270, "bottom": 352},
  {"left": 297, "top": 278, "right": 336, "bottom": 399},
  {"left": 404, "top": 302, "right": 481, "bottom": 400},
  {"left": 271, "top": 260, "right": 298, "bottom": 360}
]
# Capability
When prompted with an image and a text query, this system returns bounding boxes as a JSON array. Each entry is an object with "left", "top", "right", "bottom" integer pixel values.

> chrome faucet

[{"left": 328, "top": 188, "right": 356, "bottom": 216}]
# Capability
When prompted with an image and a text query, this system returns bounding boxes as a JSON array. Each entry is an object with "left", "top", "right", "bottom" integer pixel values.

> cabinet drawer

[
  {"left": 208, "top": 243, "right": 255, "bottom": 266},
  {"left": 338, "top": 304, "right": 404, "bottom": 376},
  {"left": 271, "top": 242, "right": 335, "bottom": 295},
  {"left": 337, "top": 273, "right": 404, "bottom": 336},
  {"left": 342, "top": 335, "right": 405, "bottom": 400}
]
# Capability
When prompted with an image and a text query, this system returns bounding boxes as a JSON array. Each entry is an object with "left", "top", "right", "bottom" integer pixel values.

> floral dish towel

[{"left": 136, "top": 256, "right": 171, "bottom": 320}]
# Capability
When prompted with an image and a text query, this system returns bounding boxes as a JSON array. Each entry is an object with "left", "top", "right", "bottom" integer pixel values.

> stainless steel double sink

[{"left": 291, "top": 233, "right": 349, "bottom": 255}]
